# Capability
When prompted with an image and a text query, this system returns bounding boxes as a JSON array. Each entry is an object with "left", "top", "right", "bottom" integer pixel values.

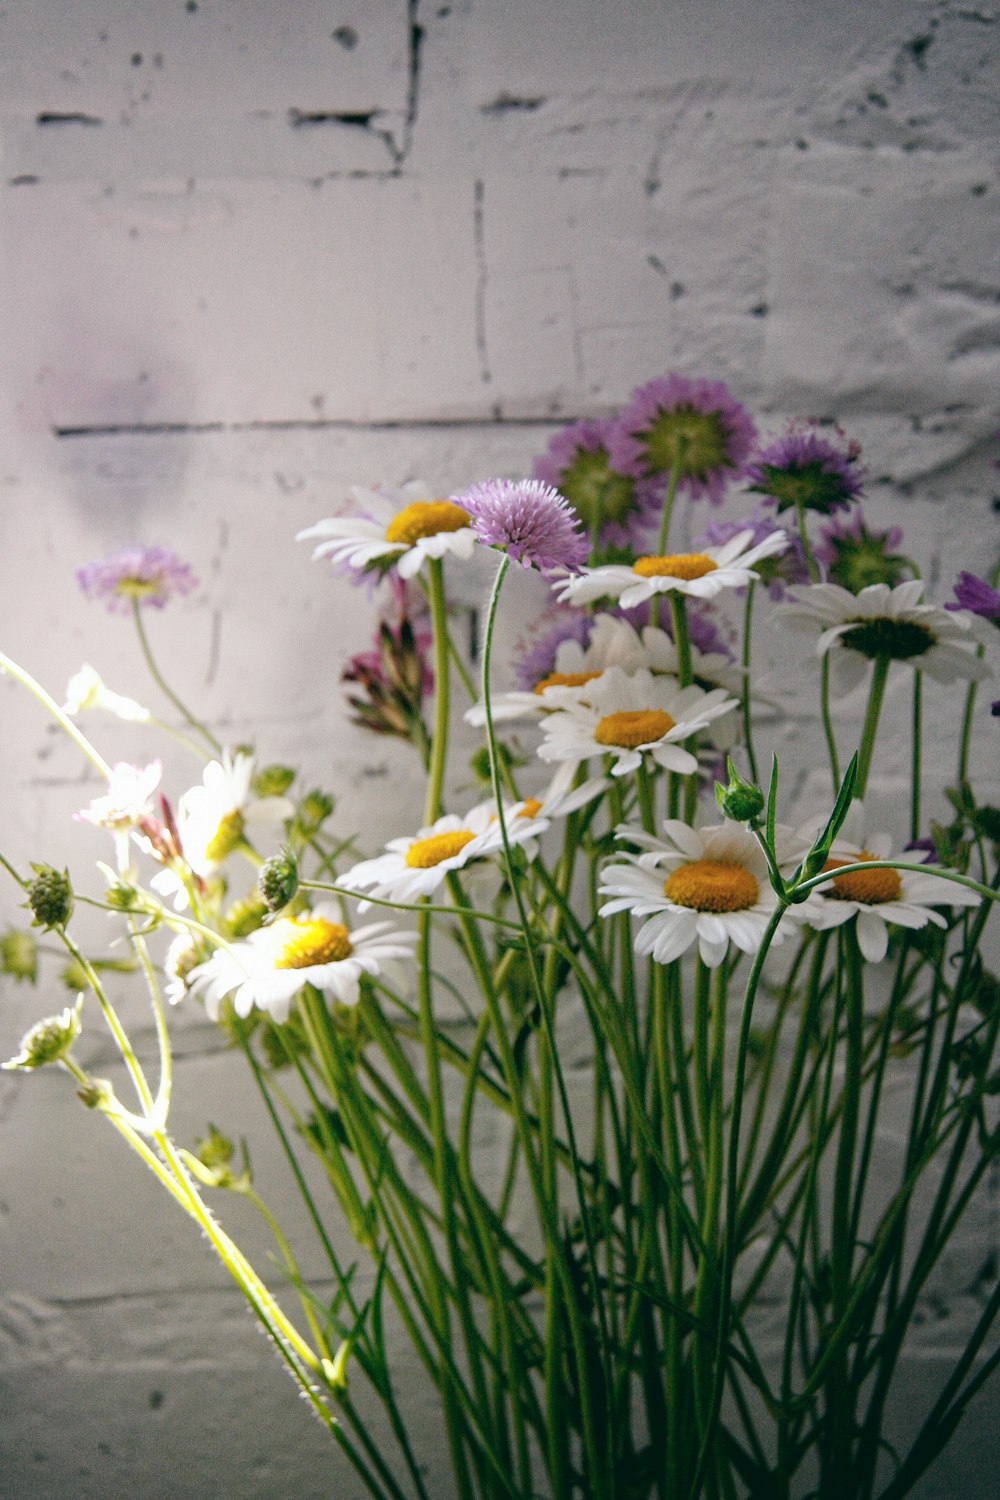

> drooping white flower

[
  {"left": 778, "top": 579, "right": 993, "bottom": 692},
  {"left": 298, "top": 480, "right": 478, "bottom": 580},
  {"left": 554, "top": 528, "right": 788, "bottom": 610},
  {"left": 186, "top": 905, "right": 417, "bottom": 1023},
  {"left": 63, "top": 664, "right": 151, "bottom": 723}
]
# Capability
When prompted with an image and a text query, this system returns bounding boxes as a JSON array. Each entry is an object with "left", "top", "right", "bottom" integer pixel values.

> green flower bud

[
  {"left": 714, "top": 760, "right": 765, "bottom": 824},
  {"left": 1, "top": 929, "right": 39, "bottom": 984},
  {"left": 3, "top": 996, "right": 83, "bottom": 1070},
  {"left": 224, "top": 896, "right": 268, "bottom": 938},
  {"left": 26, "top": 866, "right": 73, "bottom": 929},
  {"left": 194, "top": 1123, "right": 236, "bottom": 1173},
  {"left": 298, "top": 790, "right": 335, "bottom": 836},
  {"left": 77, "top": 1077, "right": 115, "bottom": 1110},
  {"left": 258, "top": 847, "right": 299, "bottom": 912},
  {"left": 253, "top": 764, "right": 296, "bottom": 799}
]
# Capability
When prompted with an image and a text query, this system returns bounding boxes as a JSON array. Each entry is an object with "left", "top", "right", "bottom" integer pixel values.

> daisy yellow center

[
  {"left": 595, "top": 709, "right": 675, "bottom": 748},
  {"left": 823, "top": 852, "right": 902, "bottom": 905},
  {"left": 632, "top": 553, "right": 718, "bottom": 581},
  {"left": 533, "top": 670, "right": 601, "bottom": 694},
  {"left": 385, "top": 500, "right": 470, "bottom": 547},
  {"left": 273, "top": 917, "right": 353, "bottom": 969},
  {"left": 517, "top": 798, "right": 543, "bottom": 819},
  {"left": 405, "top": 829, "right": 476, "bottom": 868},
  {"left": 205, "top": 809, "right": 245, "bottom": 865},
  {"left": 664, "top": 859, "right": 759, "bottom": 913}
]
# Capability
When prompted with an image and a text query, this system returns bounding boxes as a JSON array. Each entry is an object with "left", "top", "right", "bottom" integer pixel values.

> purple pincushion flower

[
  {"left": 946, "top": 572, "right": 1000, "bottom": 622},
  {"left": 76, "top": 546, "right": 197, "bottom": 614},
  {"left": 533, "top": 419, "right": 661, "bottom": 553},
  {"left": 745, "top": 419, "right": 864, "bottom": 516},
  {"left": 455, "top": 478, "right": 590, "bottom": 576},
  {"left": 607, "top": 374, "right": 757, "bottom": 506},
  {"left": 697, "top": 508, "right": 808, "bottom": 599},
  {"left": 814, "top": 511, "right": 910, "bottom": 593},
  {"left": 513, "top": 608, "right": 594, "bottom": 692}
]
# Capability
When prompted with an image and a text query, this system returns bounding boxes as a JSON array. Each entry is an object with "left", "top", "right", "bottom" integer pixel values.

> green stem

[
  {"left": 854, "top": 653, "right": 890, "bottom": 800},
  {"left": 649, "top": 449, "right": 686, "bottom": 628},
  {"left": 740, "top": 581, "right": 759, "bottom": 786},
  {"left": 911, "top": 669, "right": 922, "bottom": 842},
  {"left": 131, "top": 601, "right": 222, "bottom": 753},
  {"left": 423, "top": 557, "right": 452, "bottom": 826},
  {"left": 0, "top": 652, "right": 112, "bottom": 778}
]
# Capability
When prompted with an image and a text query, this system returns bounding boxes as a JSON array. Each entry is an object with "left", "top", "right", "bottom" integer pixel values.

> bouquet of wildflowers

[{"left": 4, "top": 375, "right": 1000, "bottom": 1500}]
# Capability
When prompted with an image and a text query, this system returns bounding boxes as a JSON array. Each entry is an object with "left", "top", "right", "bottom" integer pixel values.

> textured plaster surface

[{"left": 1, "top": 2, "right": 999, "bottom": 1496}]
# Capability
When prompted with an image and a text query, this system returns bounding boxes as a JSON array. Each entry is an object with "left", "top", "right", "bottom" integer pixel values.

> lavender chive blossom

[
  {"left": 745, "top": 420, "right": 864, "bottom": 516},
  {"left": 77, "top": 546, "right": 197, "bottom": 614},
  {"left": 456, "top": 478, "right": 590, "bottom": 576}
]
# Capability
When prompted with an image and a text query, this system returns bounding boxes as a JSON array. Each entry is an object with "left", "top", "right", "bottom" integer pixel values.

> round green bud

[
  {"left": 3, "top": 997, "right": 83, "bottom": 1071},
  {"left": 26, "top": 866, "right": 73, "bottom": 929},
  {"left": 298, "top": 790, "right": 335, "bottom": 835},
  {"left": 714, "top": 765, "right": 765, "bottom": 824},
  {"left": 258, "top": 848, "right": 299, "bottom": 912},
  {"left": 1, "top": 929, "right": 39, "bottom": 984},
  {"left": 253, "top": 764, "right": 296, "bottom": 798}
]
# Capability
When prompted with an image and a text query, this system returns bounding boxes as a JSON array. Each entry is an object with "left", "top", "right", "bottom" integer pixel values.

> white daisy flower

[
  {"left": 186, "top": 905, "right": 417, "bottom": 1023},
  {"left": 63, "top": 664, "right": 151, "bottom": 723},
  {"left": 76, "top": 760, "right": 162, "bottom": 832},
  {"left": 340, "top": 800, "right": 548, "bottom": 908},
  {"left": 778, "top": 580, "right": 993, "bottom": 692},
  {"left": 150, "top": 750, "right": 294, "bottom": 909},
  {"left": 794, "top": 810, "right": 980, "bottom": 963},
  {"left": 298, "top": 480, "right": 478, "bottom": 580},
  {"left": 599, "top": 820, "right": 795, "bottom": 969},
  {"left": 553, "top": 528, "right": 789, "bottom": 610},
  {"left": 506, "top": 761, "right": 611, "bottom": 822},
  {"left": 536, "top": 667, "right": 738, "bottom": 779}
]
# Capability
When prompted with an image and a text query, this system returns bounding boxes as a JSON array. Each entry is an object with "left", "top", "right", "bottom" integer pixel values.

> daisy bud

[
  {"left": 3, "top": 997, "right": 83, "bottom": 1071},
  {"left": 258, "top": 847, "right": 299, "bottom": 912},
  {"left": 715, "top": 759, "right": 765, "bottom": 824},
  {"left": 1, "top": 929, "right": 39, "bottom": 984},
  {"left": 298, "top": 790, "right": 335, "bottom": 836},
  {"left": 26, "top": 865, "right": 73, "bottom": 929}
]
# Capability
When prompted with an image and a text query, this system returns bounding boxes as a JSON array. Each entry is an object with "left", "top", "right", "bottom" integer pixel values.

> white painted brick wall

[{"left": 1, "top": 2, "right": 998, "bottom": 1495}]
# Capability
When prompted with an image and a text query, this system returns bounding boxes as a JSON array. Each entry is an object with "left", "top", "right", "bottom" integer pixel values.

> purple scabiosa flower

[
  {"left": 745, "top": 419, "right": 864, "bottom": 516},
  {"left": 697, "top": 508, "right": 809, "bottom": 599},
  {"left": 455, "top": 478, "right": 590, "bottom": 576},
  {"left": 513, "top": 607, "right": 594, "bottom": 692},
  {"left": 607, "top": 374, "right": 757, "bottom": 507},
  {"left": 814, "top": 512, "right": 910, "bottom": 593},
  {"left": 946, "top": 571, "right": 1000, "bottom": 623},
  {"left": 533, "top": 419, "right": 660, "bottom": 555},
  {"left": 76, "top": 546, "right": 197, "bottom": 614}
]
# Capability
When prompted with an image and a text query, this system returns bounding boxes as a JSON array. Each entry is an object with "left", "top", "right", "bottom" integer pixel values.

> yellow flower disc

[
  {"left": 823, "top": 852, "right": 902, "bottom": 905},
  {"left": 664, "top": 859, "right": 759, "bottom": 912},
  {"left": 205, "top": 809, "right": 245, "bottom": 865},
  {"left": 385, "top": 500, "right": 470, "bottom": 546},
  {"left": 595, "top": 709, "right": 676, "bottom": 749},
  {"left": 273, "top": 917, "right": 354, "bottom": 969},
  {"left": 533, "top": 670, "right": 601, "bottom": 695},
  {"left": 405, "top": 829, "right": 477, "bottom": 869},
  {"left": 517, "top": 798, "right": 543, "bottom": 819},
  {"left": 632, "top": 553, "right": 718, "bottom": 581}
]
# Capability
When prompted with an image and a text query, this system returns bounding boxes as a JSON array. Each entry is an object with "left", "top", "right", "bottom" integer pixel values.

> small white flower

[
  {"left": 599, "top": 820, "right": 797, "bottom": 969},
  {"left": 76, "top": 761, "right": 162, "bottom": 832},
  {"left": 63, "top": 664, "right": 151, "bottom": 722},
  {"left": 554, "top": 528, "right": 788, "bottom": 610},
  {"left": 150, "top": 750, "right": 293, "bottom": 908},
  {"left": 536, "top": 667, "right": 738, "bottom": 779},
  {"left": 298, "top": 480, "right": 478, "bottom": 580},
  {"left": 340, "top": 801, "right": 548, "bottom": 908},
  {"left": 794, "top": 809, "right": 980, "bottom": 963},
  {"left": 778, "top": 580, "right": 992, "bottom": 692},
  {"left": 187, "top": 905, "right": 417, "bottom": 1023}
]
